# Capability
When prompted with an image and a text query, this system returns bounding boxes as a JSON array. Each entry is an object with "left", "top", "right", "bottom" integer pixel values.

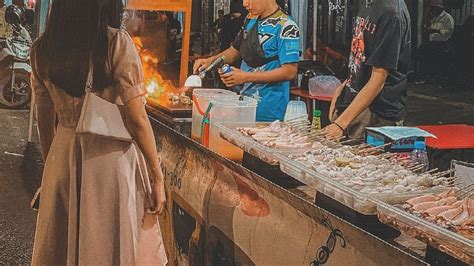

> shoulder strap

[{"left": 85, "top": 57, "right": 93, "bottom": 93}]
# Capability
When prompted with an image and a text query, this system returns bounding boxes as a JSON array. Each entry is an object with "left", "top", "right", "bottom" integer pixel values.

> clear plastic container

[
  {"left": 215, "top": 122, "right": 281, "bottom": 165},
  {"left": 284, "top": 101, "right": 307, "bottom": 121},
  {"left": 215, "top": 122, "right": 313, "bottom": 165},
  {"left": 376, "top": 199, "right": 474, "bottom": 264},
  {"left": 308, "top": 75, "right": 341, "bottom": 97},
  {"left": 208, "top": 97, "right": 257, "bottom": 162},
  {"left": 276, "top": 152, "right": 448, "bottom": 215},
  {"left": 191, "top": 89, "right": 237, "bottom": 142}
]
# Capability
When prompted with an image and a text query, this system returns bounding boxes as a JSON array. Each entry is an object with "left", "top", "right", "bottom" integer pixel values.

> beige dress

[{"left": 31, "top": 27, "right": 167, "bottom": 265}]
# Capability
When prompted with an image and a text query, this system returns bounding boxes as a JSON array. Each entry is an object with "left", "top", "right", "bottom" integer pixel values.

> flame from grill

[{"left": 132, "top": 37, "right": 177, "bottom": 104}]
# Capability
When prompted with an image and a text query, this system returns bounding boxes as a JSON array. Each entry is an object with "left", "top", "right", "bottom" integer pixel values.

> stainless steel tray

[{"left": 376, "top": 199, "right": 474, "bottom": 264}]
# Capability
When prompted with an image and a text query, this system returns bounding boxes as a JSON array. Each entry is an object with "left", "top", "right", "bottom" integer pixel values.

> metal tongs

[{"left": 184, "top": 56, "right": 226, "bottom": 87}]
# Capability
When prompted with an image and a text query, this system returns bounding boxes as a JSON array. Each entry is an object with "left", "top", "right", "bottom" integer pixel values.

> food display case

[
  {"left": 277, "top": 154, "right": 449, "bottom": 215},
  {"left": 376, "top": 199, "right": 474, "bottom": 264},
  {"left": 215, "top": 121, "right": 474, "bottom": 264},
  {"left": 216, "top": 122, "right": 314, "bottom": 166}
]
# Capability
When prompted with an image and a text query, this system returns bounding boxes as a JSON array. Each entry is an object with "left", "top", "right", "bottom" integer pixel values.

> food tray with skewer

[
  {"left": 216, "top": 121, "right": 315, "bottom": 165},
  {"left": 375, "top": 186, "right": 474, "bottom": 264},
  {"left": 276, "top": 142, "right": 454, "bottom": 215}
]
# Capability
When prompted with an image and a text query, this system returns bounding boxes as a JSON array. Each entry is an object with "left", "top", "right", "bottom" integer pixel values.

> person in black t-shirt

[{"left": 324, "top": 0, "right": 411, "bottom": 140}]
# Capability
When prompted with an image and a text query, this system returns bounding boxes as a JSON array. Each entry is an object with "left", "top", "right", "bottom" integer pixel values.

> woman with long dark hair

[{"left": 31, "top": 0, "right": 167, "bottom": 264}]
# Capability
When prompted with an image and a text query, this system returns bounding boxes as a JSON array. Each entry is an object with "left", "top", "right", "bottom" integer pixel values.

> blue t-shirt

[{"left": 232, "top": 10, "right": 300, "bottom": 122}]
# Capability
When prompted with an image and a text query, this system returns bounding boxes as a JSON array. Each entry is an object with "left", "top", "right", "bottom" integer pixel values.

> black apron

[{"left": 239, "top": 13, "right": 280, "bottom": 68}]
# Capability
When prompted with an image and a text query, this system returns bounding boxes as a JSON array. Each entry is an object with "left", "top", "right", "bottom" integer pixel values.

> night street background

[{"left": 0, "top": 82, "right": 472, "bottom": 264}]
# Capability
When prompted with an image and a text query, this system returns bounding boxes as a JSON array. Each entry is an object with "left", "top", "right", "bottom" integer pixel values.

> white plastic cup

[{"left": 284, "top": 100, "right": 308, "bottom": 121}]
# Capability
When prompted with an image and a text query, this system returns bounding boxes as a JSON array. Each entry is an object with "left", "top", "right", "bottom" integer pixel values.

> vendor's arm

[
  {"left": 220, "top": 63, "right": 297, "bottom": 87},
  {"left": 193, "top": 47, "right": 241, "bottom": 74},
  {"left": 335, "top": 67, "right": 387, "bottom": 128},
  {"left": 323, "top": 67, "right": 387, "bottom": 138}
]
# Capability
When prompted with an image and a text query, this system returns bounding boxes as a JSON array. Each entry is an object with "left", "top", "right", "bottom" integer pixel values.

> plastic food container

[
  {"left": 207, "top": 97, "right": 257, "bottom": 162},
  {"left": 191, "top": 89, "right": 237, "bottom": 143},
  {"left": 284, "top": 101, "right": 307, "bottom": 121},
  {"left": 308, "top": 75, "right": 341, "bottom": 97},
  {"left": 215, "top": 122, "right": 281, "bottom": 165},
  {"left": 376, "top": 199, "right": 474, "bottom": 264},
  {"left": 276, "top": 152, "right": 449, "bottom": 215}
]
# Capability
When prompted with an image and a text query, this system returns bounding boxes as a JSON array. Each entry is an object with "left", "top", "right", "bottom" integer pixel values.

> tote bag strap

[{"left": 85, "top": 57, "right": 93, "bottom": 93}]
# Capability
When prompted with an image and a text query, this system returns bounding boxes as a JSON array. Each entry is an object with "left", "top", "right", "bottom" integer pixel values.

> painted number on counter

[{"left": 162, "top": 166, "right": 182, "bottom": 189}]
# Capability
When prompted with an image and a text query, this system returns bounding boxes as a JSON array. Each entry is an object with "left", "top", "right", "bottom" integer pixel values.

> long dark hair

[{"left": 35, "top": 0, "right": 124, "bottom": 97}]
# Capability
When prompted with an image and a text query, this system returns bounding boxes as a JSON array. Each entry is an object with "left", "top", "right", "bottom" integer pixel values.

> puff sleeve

[
  {"left": 109, "top": 30, "right": 146, "bottom": 103},
  {"left": 30, "top": 44, "right": 53, "bottom": 108}
]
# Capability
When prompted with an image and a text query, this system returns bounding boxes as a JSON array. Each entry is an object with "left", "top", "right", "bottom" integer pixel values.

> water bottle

[{"left": 410, "top": 141, "right": 429, "bottom": 172}]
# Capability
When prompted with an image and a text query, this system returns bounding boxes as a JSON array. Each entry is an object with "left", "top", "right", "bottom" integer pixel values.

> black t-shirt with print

[{"left": 336, "top": 0, "right": 411, "bottom": 121}]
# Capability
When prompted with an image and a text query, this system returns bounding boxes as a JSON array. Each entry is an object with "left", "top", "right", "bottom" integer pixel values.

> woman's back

[{"left": 31, "top": 27, "right": 145, "bottom": 129}]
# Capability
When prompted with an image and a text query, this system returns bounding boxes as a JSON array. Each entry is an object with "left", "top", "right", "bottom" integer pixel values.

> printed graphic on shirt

[
  {"left": 347, "top": 16, "right": 377, "bottom": 93},
  {"left": 258, "top": 33, "right": 275, "bottom": 46},
  {"left": 281, "top": 22, "right": 300, "bottom": 39},
  {"left": 261, "top": 17, "right": 284, "bottom": 27}
]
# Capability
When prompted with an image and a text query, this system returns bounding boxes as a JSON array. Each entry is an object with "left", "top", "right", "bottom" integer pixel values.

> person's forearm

[
  {"left": 36, "top": 106, "right": 55, "bottom": 161},
  {"left": 245, "top": 64, "right": 297, "bottom": 84},
  {"left": 335, "top": 67, "right": 388, "bottom": 129},
  {"left": 128, "top": 118, "right": 162, "bottom": 179},
  {"left": 209, "top": 47, "right": 241, "bottom": 65}
]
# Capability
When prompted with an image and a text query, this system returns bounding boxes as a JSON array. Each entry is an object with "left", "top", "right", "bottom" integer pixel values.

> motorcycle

[{"left": 0, "top": 4, "right": 32, "bottom": 109}]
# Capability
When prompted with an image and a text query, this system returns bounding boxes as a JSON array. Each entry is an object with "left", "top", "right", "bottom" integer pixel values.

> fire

[{"left": 132, "top": 37, "right": 177, "bottom": 104}]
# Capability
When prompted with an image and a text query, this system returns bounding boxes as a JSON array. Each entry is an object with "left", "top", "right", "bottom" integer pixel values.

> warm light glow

[{"left": 132, "top": 37, "right": 177, "bottom": 104}]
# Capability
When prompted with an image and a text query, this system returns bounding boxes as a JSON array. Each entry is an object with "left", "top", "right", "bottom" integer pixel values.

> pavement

[
  {"left": 0, "top": 108, "right": 39, "bottom": 264},
  {"left": 405, "top": 82, "right": 474, "bottom": 125},
  {"left": 0, "top": 81, "right": 472, "bottom": 264}
]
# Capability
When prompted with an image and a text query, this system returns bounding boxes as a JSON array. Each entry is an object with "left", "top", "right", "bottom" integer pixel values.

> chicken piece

[
  {"left": 423, "top": 205, "right": 454, "bottom": 218},
  {"left": 436, "top": 200, "right": 465, "bottom": 223},
  {"left": 412, "top": 201, "right": 438, "bottom": 213},
  {"left": 451, "top": 200, "right": 464, "bottom": 209},
  {"left": 438, "top": 188, "right": 456, "bottom": 198},
  {"left": 450, "top": 200, "right": 472, "bottom": 226},
  {"left": 406, "top": 194, "right": 439, "bottom": 206},
  {"left": 436, "top": 196, "right": 458, "bottom": 207}
]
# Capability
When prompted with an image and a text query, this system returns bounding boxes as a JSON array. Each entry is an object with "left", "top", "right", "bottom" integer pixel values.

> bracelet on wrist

[
  {"left": 150, "top": 164, "right": 161, "bottom": 172},
  {"left": 332, "top": 121, "right": 347, "bottom": 136}
]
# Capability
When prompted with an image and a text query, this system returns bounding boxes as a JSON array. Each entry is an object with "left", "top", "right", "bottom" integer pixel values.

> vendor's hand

[
  {"left": 150, "top": 169, "right": 166, "bottom": 215},
  {"left": 193, "top": 57, "right": 214, "bottom": 74},
  {"left": 322, "top": 123, "right": 344, "bottom": 140},
  {"left": 219, "top": 67, "right": 248, "bottom": 87},
  {"left": 329, "top": 80, "right": 347, "bottom": 122}
]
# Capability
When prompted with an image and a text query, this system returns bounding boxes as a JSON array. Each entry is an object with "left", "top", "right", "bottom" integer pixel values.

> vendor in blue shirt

[{"left": 193, "top": 0, "right": 301, "bottom": 122}]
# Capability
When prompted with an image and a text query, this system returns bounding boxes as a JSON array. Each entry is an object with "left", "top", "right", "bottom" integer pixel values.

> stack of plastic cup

[{"left": 284, "top": 101, "right": 308, "bottom": 121}]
